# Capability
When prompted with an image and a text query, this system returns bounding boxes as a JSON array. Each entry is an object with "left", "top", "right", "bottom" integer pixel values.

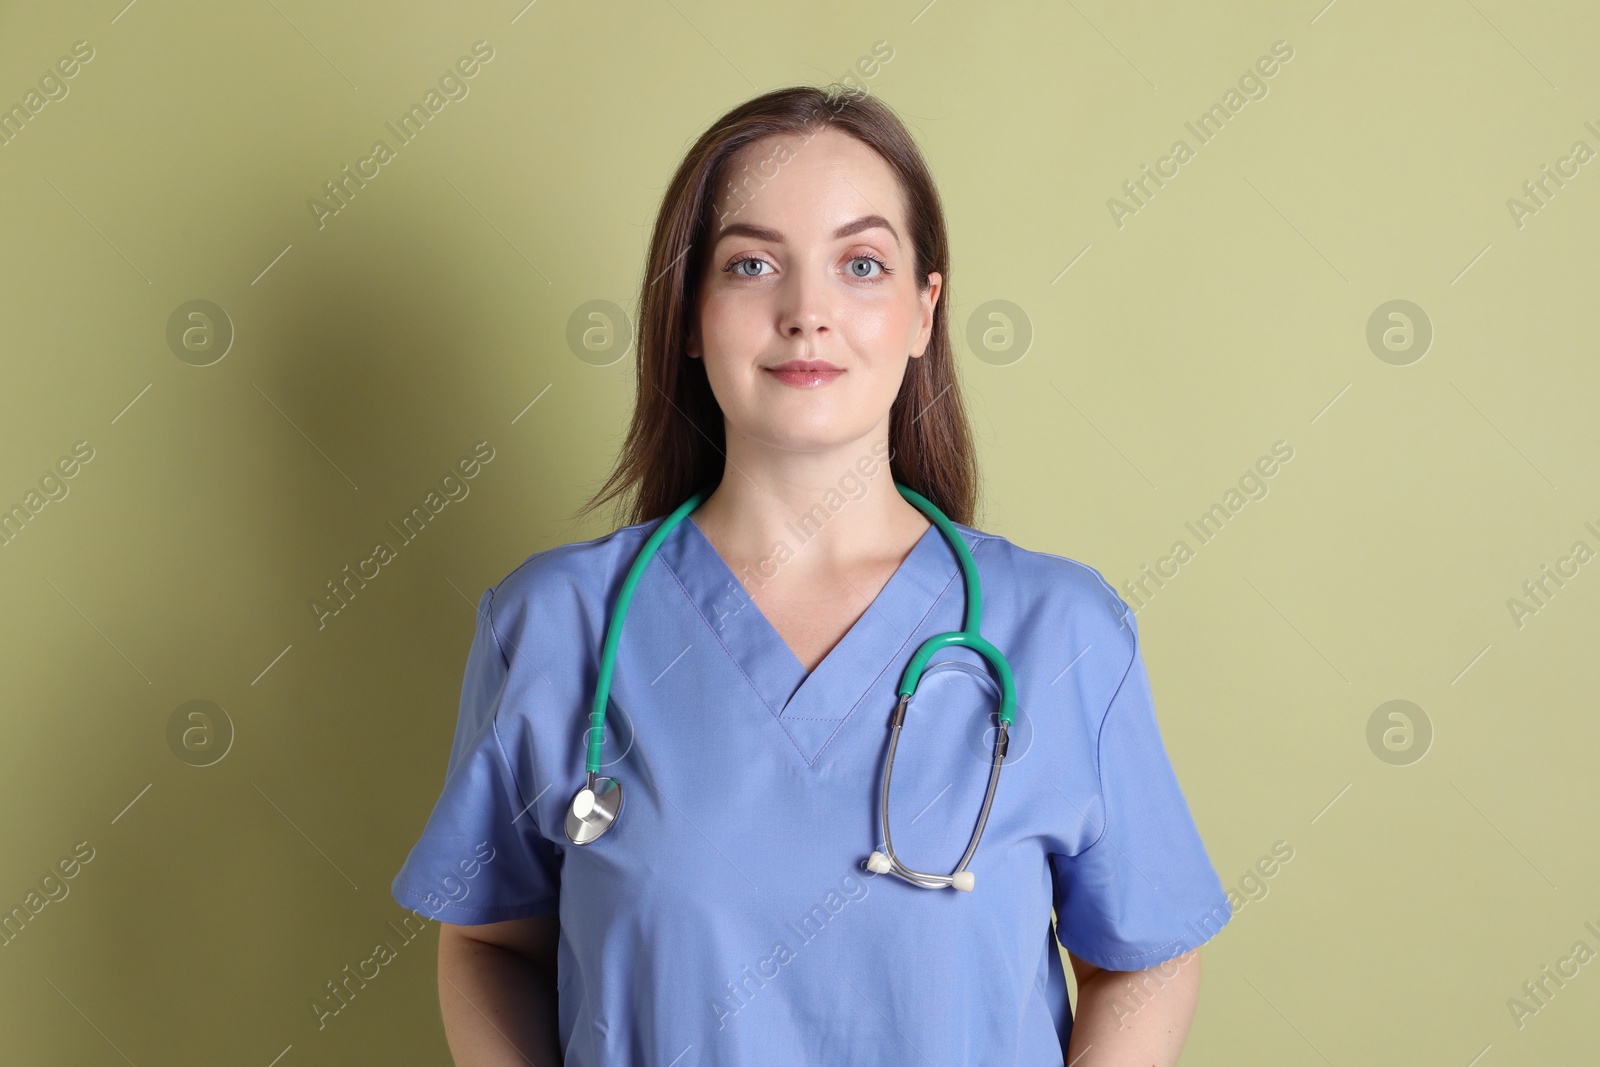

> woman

[{"left": 391, "top": 85, "right": 1231, "bottom": 1066}]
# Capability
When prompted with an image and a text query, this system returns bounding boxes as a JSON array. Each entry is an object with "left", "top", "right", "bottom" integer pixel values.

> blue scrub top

[{"left": 391, "top": 511, "right": 1232, "bottom": 1065}]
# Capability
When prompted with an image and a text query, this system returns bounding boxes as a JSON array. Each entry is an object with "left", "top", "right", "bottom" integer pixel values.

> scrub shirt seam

[
  {"left": 483, "top": 585, "right": 510, "bottom": 664},
  {"left": 391, "top": 877, "right": 558, "bottom": 920},
  {"left": 1081, "top": 627, "right": 1139, "bottom": 855},
  {"left": 655, "top": 527, "right": 994, "bottom": 766},
  {"left": 1056, "top": 583, "right": 1231, "bottom": 968},
  {"left": 803, "top": 560, "right": 966, "bottom": 759},
  {"left": 488, "top": 719, "right": 565, "bottom": 915},
  {"left": 656, "top": 557, "right": 788, "bottom": 724},
  {"left": 484, "top": 584, "right": 564, "bottom": 913},
  {"left": 497, "top": 523, "right": 651, "bottom": 595},
  {"left": 657, "top": 554, "right": 836, "bottom": 766},
  {"left": 490, "top": 548, "right": 563, "bottom": 626},
  {"left": 656, "top": 543, "right": 844, "bottom": 767},
  {"left": 1053, "top": 562, "right": 1140, "bottom": 856},
  {"left": 1095, "top": 933, "right": 1192, "bottom": 964},
  {"left": 1090, "top": 893, "right": 1232, "bottom": 964}
]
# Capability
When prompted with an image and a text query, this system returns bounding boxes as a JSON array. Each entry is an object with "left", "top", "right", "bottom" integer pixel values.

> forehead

[{"left": 709, "top": 127, "right": 907, "bottom": 242}]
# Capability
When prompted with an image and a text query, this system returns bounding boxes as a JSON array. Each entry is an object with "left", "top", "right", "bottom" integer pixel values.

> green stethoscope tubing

[
  {"left": 891, "top": 483, "right": 1016, "bottom": 728},
  {"left": 578, "top": 480, "right": 1018, "bottom": 890},
  {"left": 584, "top": 486, "right": 711, "bottom": 776}
]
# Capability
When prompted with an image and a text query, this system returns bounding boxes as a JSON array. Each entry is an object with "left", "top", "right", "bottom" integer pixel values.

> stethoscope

[{"left": 564, "top": 481, "right": 1018, "bottom": 892}]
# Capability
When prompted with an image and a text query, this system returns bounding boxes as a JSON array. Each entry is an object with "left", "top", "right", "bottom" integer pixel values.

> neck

[{"left": 689, "top": 430, "right": 928, "bottom": 582}]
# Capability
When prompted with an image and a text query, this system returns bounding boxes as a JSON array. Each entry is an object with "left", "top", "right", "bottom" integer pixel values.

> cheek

[
  {"left": 699, "top": 289, "right": 765, "bottom": 350},
  {"left": 839, "top": 301, "right": 910, "bottom": 354}
]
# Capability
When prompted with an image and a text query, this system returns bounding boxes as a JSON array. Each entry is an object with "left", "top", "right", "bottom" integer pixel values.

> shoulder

[
  {"left": 480, "top": 519, "right": 660, "bottom": 639},
  {"left": 956, "top": 522, "right": 1122, "bottom": 600},
  {"left": 493, "top": 521, "right": 654, "bottom": 596},
  {"left": 956, "top": 521, "right": 1140, "bottom": 665}
]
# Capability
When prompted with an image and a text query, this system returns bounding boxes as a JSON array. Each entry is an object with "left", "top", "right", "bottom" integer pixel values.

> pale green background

[{"left": 2, "top": 0, "right": 1596, "bottom": 1063}]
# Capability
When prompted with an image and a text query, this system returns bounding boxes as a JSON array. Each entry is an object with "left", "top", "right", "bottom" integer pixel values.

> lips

[{"left": 764, "top": 360, "right": 844, "bottom": 388}]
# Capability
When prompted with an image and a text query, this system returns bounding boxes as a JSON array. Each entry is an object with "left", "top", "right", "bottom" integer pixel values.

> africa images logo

[
  {"left": 1105, "top": 40, "right": 1295, "bottom": 228},
  {"left": 311, "top": 441, "right": 496, "bottom": 629},
  {"left": 306, "top": 41, "right": 496, "bottom": 230}
]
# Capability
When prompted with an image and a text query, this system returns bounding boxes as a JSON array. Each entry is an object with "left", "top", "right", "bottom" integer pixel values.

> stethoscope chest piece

[{"left": 565, "top": 776, "right": 623, "bottom": 845}]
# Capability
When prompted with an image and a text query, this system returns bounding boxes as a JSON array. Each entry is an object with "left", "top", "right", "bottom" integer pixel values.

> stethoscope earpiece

[{"left": 866, "top": 849, "right": 975, "bottom": 890}]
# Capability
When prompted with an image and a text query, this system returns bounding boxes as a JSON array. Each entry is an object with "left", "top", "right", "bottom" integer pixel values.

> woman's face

[{"left": 688, "top": 126, "right": 941, "bottom": 459}]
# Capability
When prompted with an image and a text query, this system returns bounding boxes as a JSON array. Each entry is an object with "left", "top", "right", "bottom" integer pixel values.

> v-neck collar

[{"left": 656, "top": 511, "right": 967, "bottom": 739}]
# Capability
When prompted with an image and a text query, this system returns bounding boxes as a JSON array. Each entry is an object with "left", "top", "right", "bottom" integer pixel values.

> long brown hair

[{"left": 578, "top": 84, "right": 979, "bottom": 528}]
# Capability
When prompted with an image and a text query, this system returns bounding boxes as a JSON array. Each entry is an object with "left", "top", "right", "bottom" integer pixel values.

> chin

[{"left": 748, "top": 419, "right": 875, "bottom": 454}]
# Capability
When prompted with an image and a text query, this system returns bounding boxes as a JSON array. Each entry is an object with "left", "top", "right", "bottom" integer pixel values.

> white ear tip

[
  {"left": 866, "top": 851, "right": 891, "bottom": 873},
  {"left": 951, "top": 870, "right": 975, "bottom": 892}
]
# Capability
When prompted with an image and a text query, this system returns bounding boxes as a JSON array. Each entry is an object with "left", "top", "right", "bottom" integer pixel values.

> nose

[{"left": 778, "top": 261, "right": 831, "bottom": 341}]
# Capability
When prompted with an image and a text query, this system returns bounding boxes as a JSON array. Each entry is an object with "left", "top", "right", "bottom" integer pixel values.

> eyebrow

[{"left": 711, "top": 213, "right": 901, "bottom": 248}]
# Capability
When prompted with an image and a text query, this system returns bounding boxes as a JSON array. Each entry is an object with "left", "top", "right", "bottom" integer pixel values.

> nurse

[{"left": 391, "top": 84, "right": 1231, "bottom": 1066}]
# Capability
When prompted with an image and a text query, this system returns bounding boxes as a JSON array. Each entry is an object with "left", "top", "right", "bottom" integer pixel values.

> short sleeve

[
  {"left": 390, "top": 586, "right": 562, "bottom": 924},
  {"left": 1049, "top": 608, "right": 1231, "bottom": 970}
]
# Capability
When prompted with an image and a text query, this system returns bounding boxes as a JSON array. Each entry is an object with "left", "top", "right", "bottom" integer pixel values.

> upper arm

[
  {"left": 1067, "top": 948, "right": 1104, "bottom": 989},
  {"left": 441, "top": 914, "right": 559, "bottom": 971}
]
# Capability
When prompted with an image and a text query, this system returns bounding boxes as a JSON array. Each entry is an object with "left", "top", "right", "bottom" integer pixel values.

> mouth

[{"left": 764, "top": 359, "right": 844, "bottom": 388}]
